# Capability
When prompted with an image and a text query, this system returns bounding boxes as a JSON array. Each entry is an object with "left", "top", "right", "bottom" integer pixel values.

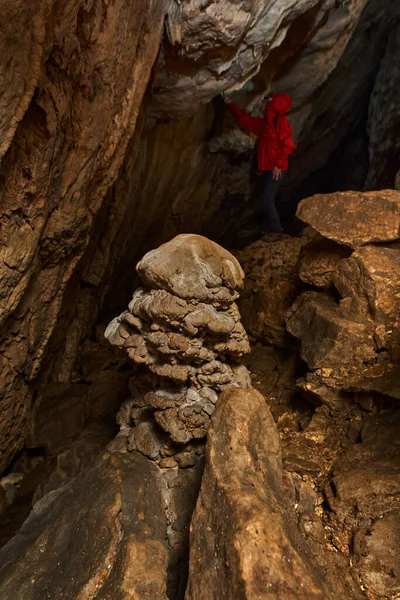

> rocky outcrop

[
  {"left": 0, "top": 451, "right": 169, "bottom": 599},
  {"left": 104, "top": 234, "right": 251, "bottom": 597},
  {"left": 106, "top": 234, "right": 250, "bottom": 453},
  {"left": 186, "top": 387, "right": 360, "bottom": 600},
  {"left": 326, "top": 411, "right": 400, "bottom": 599},
  {"left": 299, "top": 238, "right": 352, "bottom": 289},
  {"left": 0, "top": 0, "right": 166, "bottom": 476},
  {"left": 151, "top": 0, "right": 371, "bottom": 120},
  {"left": 235, "top": 230, "right": 316, "bottom": 347},
  {"left": 288, "top": 190, "right": 400, "bottom": 396},
  {"left": 1, "top": 0, "right": 399, "bottom": 483},
  {"left": 296, "top": 190, "right": 400, "bottom": 248}
]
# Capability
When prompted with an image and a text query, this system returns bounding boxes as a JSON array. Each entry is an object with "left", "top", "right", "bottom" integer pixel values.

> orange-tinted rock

[
  {"left": 286, "top": 291, "right": 378, "bottom": 377},
  {"left": 185, "top": 388, "right": 334, "bottom": 600},
  {"left": 236, "top": 231, "right": 315, "bottom": 347},
  {"left": 299, "top": 238, "right": 352, "bottom": 288},
  {"left": 332, "top": 244, "right": 400, "bottom": 325},
  {"left": 297, "top": 190, "right": 400, "bottom": 248},
  {"left": 0, "top": 0, "right": 165, "bottom": 475}
]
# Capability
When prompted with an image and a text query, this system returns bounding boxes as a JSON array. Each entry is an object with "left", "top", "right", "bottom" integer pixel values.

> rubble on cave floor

[
  {"left": 1, "top": 191, "right": 400, "bottom": 600},
  {"left": 237, "top": 189, "right": 400, "bottom": 600}
]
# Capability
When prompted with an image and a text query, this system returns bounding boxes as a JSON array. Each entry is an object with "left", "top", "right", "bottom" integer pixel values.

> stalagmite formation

[{"left": 105, "top": 234, "right": 251, "bottom": 456}]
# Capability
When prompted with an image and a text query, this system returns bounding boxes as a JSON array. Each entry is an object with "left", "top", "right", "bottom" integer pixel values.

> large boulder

[
  {"left": 299, "top": 238, "right": 351, "bottom": 288},
  {"left": 297, "top": 190, "right": 400, "bottom": 248},
  {"left": 0, "top": 451, "right": 169, "bottom": 599},
  {"left": 235, "top": 231, "right": 315, "bottom": 347},
  {"left": 286, "top": 291, "right": 378, "bottom": 379},
  {"left": 332, "top": 244, "right": 400, "bottom": 325},
  {"left": 185, "top": 388, "right": 336, "bottom": 600},
  {"left": 326, "top": 412, "right": 400, "bottom": 599}
]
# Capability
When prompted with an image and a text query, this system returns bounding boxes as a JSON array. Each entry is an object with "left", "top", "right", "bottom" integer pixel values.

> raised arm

[{"left": 226, "top": 100, "right": 264, "bottom": 137}]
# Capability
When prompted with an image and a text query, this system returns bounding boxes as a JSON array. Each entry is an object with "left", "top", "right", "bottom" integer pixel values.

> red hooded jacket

[{"left": 228, "top": 93, "right": 295, "bottom": 172}]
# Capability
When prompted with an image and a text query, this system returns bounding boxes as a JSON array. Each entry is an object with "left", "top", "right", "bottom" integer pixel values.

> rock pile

[
  {"left": 288, "top": 190, "right": 400, "bottom": 397},
  {"left": 105, "top": 234, "right": 251, "bottom": 461},
  {"left": 235, "top": 229, "right": 317, "bottom": 348}
]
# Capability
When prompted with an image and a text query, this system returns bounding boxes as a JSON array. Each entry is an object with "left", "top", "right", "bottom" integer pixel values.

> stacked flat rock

[
  {"left": 105, "top": 234, "right": 250, "bottom": 451},
  {"left": 288, "top": 190, "right": 400, "bottom": 398}
]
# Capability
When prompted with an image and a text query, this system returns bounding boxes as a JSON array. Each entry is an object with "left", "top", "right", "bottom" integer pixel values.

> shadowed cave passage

[{"left": 0, "top": 0, "right": 399, "bottom": 598}]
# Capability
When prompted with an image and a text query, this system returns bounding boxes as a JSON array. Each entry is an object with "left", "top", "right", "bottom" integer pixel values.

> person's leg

[{"left": 259, "top": 171, "right": 283, "bottom": 233}]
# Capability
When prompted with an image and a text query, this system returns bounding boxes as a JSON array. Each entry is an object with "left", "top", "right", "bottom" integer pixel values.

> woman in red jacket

[{"left": 224, "top": 93, "right": 295, "bottom": 240}]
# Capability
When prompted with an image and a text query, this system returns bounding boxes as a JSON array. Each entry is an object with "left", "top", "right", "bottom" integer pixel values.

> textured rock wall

[
  {"left": 365, "top": 20, "right": 400, "bottom": 190},
  {"left": 0, "top": 0, "right": 165, "bottom": 474}
]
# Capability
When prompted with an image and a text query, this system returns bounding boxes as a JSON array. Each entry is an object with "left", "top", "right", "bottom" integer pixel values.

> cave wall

[
  {"left": 0, "top": 0, "right": 399, "bottom": 476},
  {"left": 0, "top": 0, "right": 166, "bottom": 474}
]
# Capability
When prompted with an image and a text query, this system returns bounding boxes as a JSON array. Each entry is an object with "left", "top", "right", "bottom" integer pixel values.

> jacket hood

[{"left": 268, "top": 93, "right": 292, "bottom": 116}]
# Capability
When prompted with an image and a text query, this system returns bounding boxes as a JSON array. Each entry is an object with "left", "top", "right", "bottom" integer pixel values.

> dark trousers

[{"left": 259, "top": 170, "right": 284, "bottom": 233}]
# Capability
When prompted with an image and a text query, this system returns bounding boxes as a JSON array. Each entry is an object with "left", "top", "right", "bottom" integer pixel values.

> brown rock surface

[
  {"left": 151, "top": 0, "right": 370, "bottom": 120},
  {"left": 286, "top": 291, "right": 379, "bottom": 378},
  {"left": 325, "top": 411, "right": 400, "bottom": 598},
  {"left": 106, "top": 235, "right": 250, "bottom": 452},
  {"left": 299, "top": 238, "right": 351, "bottom": 288},
  {"left": 332, "top": 244, "right": 400, "bottom": 325},
  {"left": 185, "top": 387, "right": 334, "bottom": 600},
  {"left": 137, "top": 234, "right": 245, "bottom": 305},
  {"left": 0, "top": 0, "right": 165, "bottom": 475},
  {"left": 0, "top": 451, "right": 169, "bottom": 599},
  {"left": 297, "top": 190, "right": 400, "bottom": 248},
  {"left": 235, "top": 230, "right": 315, "bottom": 347}
]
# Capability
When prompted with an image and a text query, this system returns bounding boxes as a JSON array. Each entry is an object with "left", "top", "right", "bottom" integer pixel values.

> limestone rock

[
  {"left": 327, "top": 411, "right": 400, "bottom": 523},
  {"left": 32, "top": 421, "right": 116, "bottom": 504},
  {"left": 352, "top": 511, "right": 400, "bottom": 598},
  {"left": 0, "top": 0, "right": 165, "bottom": 476},
  {"left": 151, "top": 0, "right": 370, "bottom": 121},
  {"left": 299, "top": 238, "right": 351, "bottom": 288},
  {"left": 286, "top": 291, "right": 378, "bottom": 379},
  {"left": 0, "top": 452, "right": 168, "bottom": 599},
  {"left": 332, "top": 244, "right": 400, "bottom": 325},
  {"left": 106, "top": 235, "right": 250, "bottom": 450},
  {"left": 297, "top": 190, "right": 400, "bottom": 248},
  {"left": 185, "top": 387, "right": 333, "bottom": 600},
  {"left": 26, "top": 383, "right": 89, "bottom": 455},
  {"left": 137, "top": 234, "right": 245, "bottom": 306},
  {"left": 235, "top": 230, "right": 315, "bottom": 347},
  {"left": 325, "top": 411, "right": 400, "bottom": 597}
]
